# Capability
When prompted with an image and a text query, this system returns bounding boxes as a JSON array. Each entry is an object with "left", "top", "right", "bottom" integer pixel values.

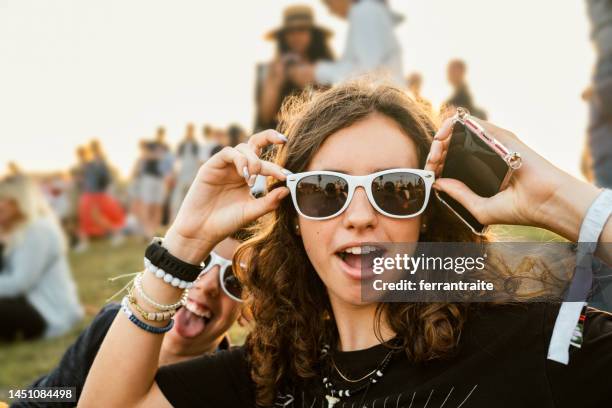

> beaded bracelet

[
  {"left": 144, "top": 257, "right": 194, "bottom": 289},
  {"left": 127, "top": 287, "right": 178, "bottom": 322},
  {"left": 120, "top": 296, "right": 174, "bottom": 334},
  {"left": 134, "top": 272, "right": 188, "bottom": 311}
]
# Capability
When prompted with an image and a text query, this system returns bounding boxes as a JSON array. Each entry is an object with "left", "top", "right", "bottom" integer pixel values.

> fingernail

[
  {"left": 275, "top": 131, "right": 288, "bottom": 142},
  {"left": 281, "top": 168, "right": 293, "bottom": 175},
  {"left": 248, "top": 174, "right": 257, "bottom": 187},
  {"left": 242, "top": 166, "right": 250, "bottom": 181}
]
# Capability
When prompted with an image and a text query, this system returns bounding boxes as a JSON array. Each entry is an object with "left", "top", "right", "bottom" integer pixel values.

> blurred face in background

[
  {"left": 156, "top": 126, "right": 166, "bottom": 143},
  {"left": 323, "top": 0, "right": 351, "bottom": 19},
  {"left": 186, "top": 123, "right": 195, "bottom": 140},
  {"left": 0, "top": 197, "right": 20, "bottom": 229},
  {"left": 447, "top": 61, "right": 466, "bottom": 87},
  {"left": 284, "top": 28, "right": 312, "bottom": 56},
  {"left": 212, "top": 129, "right": 228, "bottom": 146},
  {"left": 407, "top": 73, "right": 422, "bottom": 95},
  {"left": 76, "top": 147, "right": 89, "bottom": 163}
]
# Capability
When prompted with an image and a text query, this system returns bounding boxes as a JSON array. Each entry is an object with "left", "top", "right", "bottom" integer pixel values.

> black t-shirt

[
  {"left": 156, "top": 303, "right": 612, "bottom": 407},
  {"left": 13, "top": 304, "right": 228, "bottom": 408}
]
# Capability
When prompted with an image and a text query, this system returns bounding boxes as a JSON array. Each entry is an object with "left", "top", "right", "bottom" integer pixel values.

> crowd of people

[{"left": 1, "top": 0, "right": 611, "bottom": 407}]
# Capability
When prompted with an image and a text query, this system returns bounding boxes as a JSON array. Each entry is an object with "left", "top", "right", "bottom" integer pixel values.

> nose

[
  {"left": 342, "top": 187, "right": 377, "bottom": 231},
  {"left": 194, "top": 265, "right": 220, "bottom": 299}
]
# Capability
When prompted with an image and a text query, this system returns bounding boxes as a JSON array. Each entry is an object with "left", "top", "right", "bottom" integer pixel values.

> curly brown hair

[{"left": 235, "top": 81, "right": 484, "bottom": 406}]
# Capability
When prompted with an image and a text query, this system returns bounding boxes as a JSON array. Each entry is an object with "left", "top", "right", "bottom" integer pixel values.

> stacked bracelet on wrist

[
  {"left": 122, "top": 237, "right": 204, "bottom": 334},
  {"left": 134, "top": 272, "right": 188, "bottom": 311},
  {"left": 121, "top": 296, "right": 174, "bottom": 334}
]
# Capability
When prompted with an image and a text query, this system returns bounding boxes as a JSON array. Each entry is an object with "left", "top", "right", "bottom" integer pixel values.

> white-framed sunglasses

[
  {"left": 198, "top": 252, "right": 244, "bottom": 303},
  {"left": 285, "top": 168, "right": 434, "bottom": 220}
]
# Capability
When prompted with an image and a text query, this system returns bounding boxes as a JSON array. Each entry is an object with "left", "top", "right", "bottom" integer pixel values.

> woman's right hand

[{"left": 164, "top": 130, "right": 290, "bottom": 263}]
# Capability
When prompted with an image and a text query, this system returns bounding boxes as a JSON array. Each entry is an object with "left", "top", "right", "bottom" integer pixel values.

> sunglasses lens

[
  {"left": 222, "top": 267, "right": 243, "bottom": 300},
  {"left": 371, "top": 172, "right": 427, "bottom": 216},
  {"left": 295, "top": 174, "right": 349, "bottom": 218}
]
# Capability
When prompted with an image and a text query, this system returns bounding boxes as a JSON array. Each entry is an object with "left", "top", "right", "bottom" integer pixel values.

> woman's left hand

[{"left": 425, "top": 117, "right": 600, "bottom": 240}]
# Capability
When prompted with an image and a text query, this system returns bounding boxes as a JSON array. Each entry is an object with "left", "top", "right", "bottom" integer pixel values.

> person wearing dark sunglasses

[
  {"left": 13, "top": 234, "right": 248, "bottom": 408},
  {"left": 81, "top": 82, "right": 612, "bottom": 408}
]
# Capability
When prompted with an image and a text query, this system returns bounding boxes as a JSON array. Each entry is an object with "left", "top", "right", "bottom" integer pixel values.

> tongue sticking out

[{"left": 174, "top": 308, "right": 207, "bottom": 338}]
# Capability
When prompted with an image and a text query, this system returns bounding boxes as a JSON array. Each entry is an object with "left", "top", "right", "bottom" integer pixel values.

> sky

[{"left": 0, "top": 0, "right": 595, "bottom": 179}]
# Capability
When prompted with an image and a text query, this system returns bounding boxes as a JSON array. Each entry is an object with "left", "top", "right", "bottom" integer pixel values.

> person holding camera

[{"left": 254, "top": 5, "right": 334, "bottom": 132}]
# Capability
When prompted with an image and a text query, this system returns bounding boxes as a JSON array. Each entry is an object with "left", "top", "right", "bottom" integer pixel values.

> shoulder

[
  {"left": 18, "top": 218, "right": 61, "bottom": 247},
  {"left": 350, "top": 0, "right": 389, "bottom": 20}
]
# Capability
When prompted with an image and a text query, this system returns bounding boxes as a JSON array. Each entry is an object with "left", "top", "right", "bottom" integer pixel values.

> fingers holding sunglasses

[
  {"left": 242, "top": 185, "right": 290, "bottom": 224},
  {"left": 224, "top": 145, "right": 287, "bottom": 187},
  {"left": 247, "top": 129, "right": 288, "bottom": 156},
  {"left": 235, "top": 144, "right": 264, "bottom": 186}
]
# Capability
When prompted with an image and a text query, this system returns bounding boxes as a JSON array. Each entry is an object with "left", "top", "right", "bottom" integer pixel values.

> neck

[
  {"left": 329, "top": 294, "right": 395, "bottom": 352},
  {"left": 158, "top": 335, "right": 223, "bottom": 366}
]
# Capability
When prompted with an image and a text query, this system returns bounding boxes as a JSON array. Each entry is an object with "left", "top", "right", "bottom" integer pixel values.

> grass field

[
  {"left": 0, "top": 225, "right": 562, "bottom": 400},
  {"left": 0, "top": 238, "right": 248, "bottom": 401}
]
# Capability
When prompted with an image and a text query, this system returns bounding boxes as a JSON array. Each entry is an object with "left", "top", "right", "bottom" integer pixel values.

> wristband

[
  {"left": 121, "top": 296, "right": 174, "bottom": 334},
  {"left": 548, "top": 188, "right": 612, "bottom": 364},
  {"left": 145, "top": 237, "right": 203, "bottom": 282}
]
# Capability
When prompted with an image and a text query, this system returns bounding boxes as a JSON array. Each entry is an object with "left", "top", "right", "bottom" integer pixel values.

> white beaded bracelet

[
  {"left": 134, "top": 272, "right": 188, "bottom": 311},
  {"left": 144, "top": 257, "right": 195, "bottom": 289}
]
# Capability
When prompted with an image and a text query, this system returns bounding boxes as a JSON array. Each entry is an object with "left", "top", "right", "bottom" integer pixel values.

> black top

[
  {"left": 13, "top": 304, "right": 229, "bottom": 408},
  {"left": 156, "top": 303, "right": 612, "bottom": 408}
]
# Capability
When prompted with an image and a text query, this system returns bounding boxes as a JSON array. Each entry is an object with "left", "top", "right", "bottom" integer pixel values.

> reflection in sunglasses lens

[
  {"left": 371, "top": 172, "right": 426, "bottom": 216},
  {"left": 296, "top": 174, "right": 349, "bottom": 218}
]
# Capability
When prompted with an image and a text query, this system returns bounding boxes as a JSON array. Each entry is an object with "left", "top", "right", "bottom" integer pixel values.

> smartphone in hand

[{"left": 436, "top": 108, "right": 522, "bottom": 234}]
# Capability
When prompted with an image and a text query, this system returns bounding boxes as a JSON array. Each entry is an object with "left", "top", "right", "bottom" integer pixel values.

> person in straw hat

[{"left": 254, "top": 5, "right": 334, "bottom": 132}]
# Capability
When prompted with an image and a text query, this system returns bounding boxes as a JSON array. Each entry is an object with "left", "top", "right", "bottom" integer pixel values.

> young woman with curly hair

[{"left": 80, "top": 82, "right": 612, "bottom": 408}]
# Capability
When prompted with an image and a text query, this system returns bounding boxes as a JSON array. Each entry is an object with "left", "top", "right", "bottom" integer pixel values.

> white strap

[{"left": 547, "top": 189, "right": 612, "bottom": 364}]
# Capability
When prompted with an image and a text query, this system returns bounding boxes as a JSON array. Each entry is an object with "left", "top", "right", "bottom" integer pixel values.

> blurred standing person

[
  {"left": 586, "top": 0, "right": 612, "bottom": 188},
  {"left": 170, "top": 124, "right": 201, "bottom": 220},
  {"left": 406, "top": 72, "right": 432, "bottom": 114},
  {"left": 0, "top": 176, "right": 83, "bottom": 341},
  {"left": 75, "top": 140, "right": 125, "bottom": 252},
  {"left": 289, "top": 0, "right": 404, "bottom": 87},
  {"left": 139, "top": 137, "right": 167, "bottom": 239},
  {"left": 199, "top": 125, "right": 217, "bottom": 163},
  {"left": 154, "top": 126, "right": 175, "bottom": 227},
  {"left": 125, "top": 140, "right": 147, "bottom": 237},
  {"left": 255, "top": 5, "right": 334, "bottom": 132},
  {"left": 442, "top": 59, "right": 488, "bottom": 119},
  {"left": 40, "top": 172, "right": 72, "bottom": 231}
]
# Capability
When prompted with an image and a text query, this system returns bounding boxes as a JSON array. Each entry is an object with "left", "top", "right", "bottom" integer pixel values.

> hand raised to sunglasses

[
  {"left": 425, "top": 117, "right": 600, "bottom": 241},
  {"left": 164, "top": 129, "right": 290, "bottom": 264}
]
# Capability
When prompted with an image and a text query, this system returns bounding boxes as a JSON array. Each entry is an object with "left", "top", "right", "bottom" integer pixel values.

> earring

[{"left": 294, "top": 224, "right": 300, "bottom": 234}]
